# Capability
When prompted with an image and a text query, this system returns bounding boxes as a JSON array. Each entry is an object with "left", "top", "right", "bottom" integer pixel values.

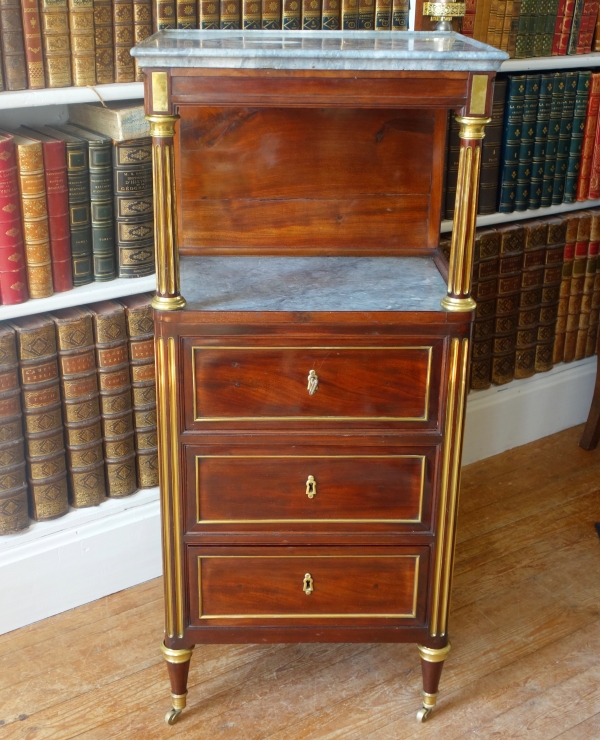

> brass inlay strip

[
  {"left": 197, "top": 555, "right": 420, "bottom": 620},
  {"left": 169, "top": 336, "right": 185, "bottom": 638},
  {"left": 469, "top": 74, "right": 488, "bottom": 116},
  {"left": 191, "top": 346, "right": 433, "bottom": 423},
  {"left": 194, "top": 454, "right": 426, "bottom": 524},
  {"left": 429, "top": 338, "right": 459, "bottom": 636},
  {"left": 151, "top": 71, "right": 169, "bottom": 112}
]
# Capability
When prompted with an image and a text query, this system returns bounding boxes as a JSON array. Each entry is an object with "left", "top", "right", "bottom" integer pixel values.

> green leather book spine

[
  {"left": 567, "top": 0, "right": 584, "bottom": 54},
  {"left": 542, "top": 0, "right": 560, "bottom": 55},
  {"left": 532, "top": 0, "right": 548, "bottom": 56},
  {"left": 529, "top": 73, "right": 553, "bottom": 210},
  {"left": 552, "top": 71, "right": 578, "bottom": 206},
  {"left": 63, "top": 141, "right": 93, "bottom": 287},
  {"left": 514, "top": 0, "right": 532, "bottom": 57},
  {"left": 541, "top": 72, "right": 565, "bottom": 209},
  {"left": 515, "top": 74, "right": 540, "bottom": 212},
  {"left": 499, "top": 75, "right": 526, "bottom": 214},
  {"left": 524, "top": 0, "right": 537, "bottom": 55},
  {"left": 564, "top": 71, "right": 591, "bottom": 204},
  {"left": 478, "top": 77, "right": 507, "bottom": 214}
]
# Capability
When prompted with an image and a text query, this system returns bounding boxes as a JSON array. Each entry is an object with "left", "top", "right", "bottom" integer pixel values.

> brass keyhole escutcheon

[
  {"left": 303, "top": 573, "right": 314, "bottom": 595},
  {"left": 306, "top": 475, "right": 316, "bottom": 499},
  {"left": 307, "top": 369, "right": 318, "bottom": 395}
]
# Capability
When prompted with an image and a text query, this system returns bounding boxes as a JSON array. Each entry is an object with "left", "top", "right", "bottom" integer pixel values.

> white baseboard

[{"left": 1, "top": 357, "right": 597, "bottom": 635}]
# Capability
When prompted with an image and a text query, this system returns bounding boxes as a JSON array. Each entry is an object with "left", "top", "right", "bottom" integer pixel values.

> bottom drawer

[{"left": 188, "top": 546, "right": 429, "bottom": 626}]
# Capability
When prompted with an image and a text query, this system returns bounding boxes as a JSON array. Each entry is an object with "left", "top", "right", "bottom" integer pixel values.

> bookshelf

[{"left": 0, "top": 82, "right": 144, "bottom": 111}]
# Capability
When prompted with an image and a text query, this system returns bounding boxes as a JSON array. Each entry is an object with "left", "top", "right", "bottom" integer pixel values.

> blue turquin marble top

[
  {"left": 179, "top": 256, "right": 448, "bottom": 312},
  {"left": 132, "top": 30, "right": 507, "bottom": 71}
]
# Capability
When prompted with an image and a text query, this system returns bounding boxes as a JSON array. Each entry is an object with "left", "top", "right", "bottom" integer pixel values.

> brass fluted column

[
  {"left": 441, "top": 116, "right": 491, "bottom": 313},
  {"left": 147, "top": 114, "right": 186, "bottom": 311}
]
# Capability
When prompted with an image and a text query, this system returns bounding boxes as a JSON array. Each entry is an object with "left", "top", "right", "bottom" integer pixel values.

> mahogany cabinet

[{"left": 131, "top": 29, "right": 506, "bottom": 725}]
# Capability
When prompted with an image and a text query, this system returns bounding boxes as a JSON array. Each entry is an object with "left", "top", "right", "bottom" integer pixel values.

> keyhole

[
  {"left": 303, "top": 573, "right": 314, "bottom": 595},
  {"left": 305, "top": 475, "right": 316, "bottom": 499}
]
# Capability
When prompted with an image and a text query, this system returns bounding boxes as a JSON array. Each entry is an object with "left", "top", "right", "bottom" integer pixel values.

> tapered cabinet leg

[
  {"left": 416, "top": 643, "right": 451, "bottom": 722},
  {"left": 161, "top": 642, "right": 195, "bottom": 725}
]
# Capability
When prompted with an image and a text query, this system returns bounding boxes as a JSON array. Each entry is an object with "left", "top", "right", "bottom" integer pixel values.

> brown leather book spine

[
  {"left": 93, "top": 0, "right": 114, "bottom": 84},
  {"left": 470, "top": 229, "right": 501, "bottom": 390},
  {"left": 575, "top": 210, "right": 600, "bottom": 360},
  {"left": 553, "top": 214, "right": 579, "bottom": 364},
  {"left": 113, "top": 0, "right": 135, "bottom": 83},
  {"left": 515, "top": 221, "right": 548, "bottom": 381},
  {"left": 50, "top": 306, "right": 106, "bottom": 507},
  {"left": 155, "top": 0, "right": 176, "bottom": 29},
  {"left": 564, "top": 211, "right": 592, "bottom": 363},
  {"left": 10, "top": 135, "right": 54, "bottom": 299},
  {"left": 10, "top": 314, "right": 68, "bottom": 521},
  {"left": 39, "top": 0, "right": 72, "bottom": 87},
  {"left": 0, "top": 133, "right": 28, "bottom": 306},
  {"left": 89, "top": 300, "right": 137, "bottom": 498},
  {"left": 176, "top": 0, "right": 196, "bottom": 27},
  {"left": 0, "top": 325, "right": 28, "bottom": 534},
  {"left": 133, "top": 0, "right": 151, "bottom": 81},
  {"left": 586, "top": 212, "right": 600, "bottom": 355},
  {"left": 21, "top": 0, "right": 45, "bottom": 89},
  {"left": 0, "top": 0, "right": 27, "bottom": 90},
  {"left": 120, "top": 293, "right": 157, "bottom": 488},
  {"left": 68, "top": 0, "right": 96, "bottom": 86},
  {"left": 536, "top": 216, "right": 567, "bottom": 373},
  {"left": 492, "top": 225, "right": 526, "bottom": 385}
]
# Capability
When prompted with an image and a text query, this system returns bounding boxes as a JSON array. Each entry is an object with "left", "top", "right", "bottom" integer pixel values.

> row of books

[
  {"left": 445, "top": 71, "right": 600, "bottom": 221},
  {"left": 0, "top": 293, "right": 157, "bottom": 536},
  {"left": 441, "top": 208, "right": 600, "bottom": 390},
  {"left": 462, "top": 0, "right": 600, "bottom": 58},
  {"left": 0, "top": 100, "right": 153, "bottom": 306}
]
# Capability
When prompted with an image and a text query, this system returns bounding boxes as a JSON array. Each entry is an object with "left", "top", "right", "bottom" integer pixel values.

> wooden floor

[{"left": 1, "top": 424, "right": 600, "bottom": 739}]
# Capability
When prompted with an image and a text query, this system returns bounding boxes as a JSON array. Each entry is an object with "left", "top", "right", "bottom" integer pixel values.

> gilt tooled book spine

[
  {"left": 301, "top": 0, "right": 319, "bottom": 27},
  {"left": 587, "top": 103, "right": 600, "bottom": 199},
  {"left": 594, "top": 4, "right": 600, "bottom": 50},
  {"left": 390, "top": 0, "right": 407, "bottom": 28},
  {"left": 0, "top": 134, "right": 28, "bottom": 306},
  {"left": 552, "top": 70, "right": 578, "bottom": 206},
  {"left": 50, "top": 307, "right": 106, "bottom": 507},
  {"left": 556, "top": 0, "right": 575, "bottom": 53},
  {"left": 575, "top": 0, "right": 599, "bottom": 53},
  {"left": 575, "top": 210, "right": 600, "bottom": 359},
  {"left": 576, "top": 72, "right": 600, "bottom": 200},
  {"left": 120, "top": 293, "right": 157, "bottom": 488},
  {"left": 199, "top": 0, "right": 218, "bottom": 27},
  {"left": 282, "top": 0, "right": 300, "bottom": 28},
  {"left": 88, "top": 301, "right": 136, "bottom": 498},
  {"left": 586, "top": 212, "right": 600, "bottom": 355},
  {"left": 529, "top": 73, "right": 553, "bottom": 209},
  {"left": 470, "top": 229, "right": 501, "bottom": 391},
  {"left": 243, "top": 0, "right": 260, "bottom": 27},
  {"left": 461, "top": 0, "right": 476, "bottom": 37},
  {"left": 262, "top": 0, "right": 280, "bottom": 26},
  {"left": 531, "top": 0, "right": 546, "bottom": 56},
  {"left": 0, "top": 325, "right": 28, "bottom": 535},
  {"left": 176, "top": 0, "right": 196, "bottom": 26},
  {"left": 564, "top": 71, "right": 591, "bottom": 203},
  {"left": 133, "top": 0, "right": 151, "bottom": 81},
  {"left": 113, "top": 0, "right": 135, "bottom": 83},
  {"left": 541, "top": 72, "right": 565, "bottom": 208},
  {"left": 373, "top": 0, "right": 390, "bottom": 29},
  {"left": 499, "top": 75, "right": 526, "bottom": 213},
  {"left": 564, "top": 210, "right": 591, "bottom": 362},
  {"left": 10, "top": 315, "right": 68, "bottom": 522},
  {"left": 499, "top": 0, "right": 512, "bottom": 50},
  {"left": 21, "top": 0, "right": 46, "bottom": 89},
  {"left": 567, "top": 0, "right": 585, "bottom": 53},
  {"left": 478, "top": 79, "right": 506, "bottom": 214},
  {"left": 551, "top": 0, "right": 568, "bottom": 52},
  {"left": 507, "top": 0, "right": 522, "bottom": 56},
  {"left": 0, "top": 0, "right": 27, "bottom": 91},
  {"left": 113, "top": 138, "right": 154, "bottom": 279},
  {"left": 93, "top": 0, "right": 114, "bottom": 84},
  {"left": 221, "top": 0, "right": 240, "bottom": 25},
  {"left": 68, "top": 0, "right": 96, "bottom": 86},
  {"left": 542, "top": 0, "right": 560, "bottom": 55},
  {"left": 485, "top": 0, "right": 498, "bottom": 44},
  {"left": 0, "top": 33, "right": 4, "bottom": 91},
  {"left": 553, "top": 213, "right": 579, "bottom": 362},
  {"left": 39, "top": 0, "right": 72, "bottom": 88},
  {"left": 514, "top": 0, "right": 532, "bottom": 57},
  {"left": 514, "top": 74, "right": 540, "bottom": 212},
  {"left": 323, "top": 0, "right": 340, "bottom": 27},
  {"left": 536, "top": 216, "right": 567, "bottom": 372},
  {"left": 357, "top": 0, "right": 373, "bottom": 28},
  {"left": 445, "top": 114, "right": 460, "bottom": 220}
]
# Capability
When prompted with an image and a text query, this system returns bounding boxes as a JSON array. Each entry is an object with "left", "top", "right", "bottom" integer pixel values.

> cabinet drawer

[
  {"left": 188, "top": 546, "right": 429, "bottom": 626},
  {"left": 184, "top": 447, "right": 437, "bottom": 532},
  {"left": 183, "top": 342, "right": 442, "bottom": 428}
]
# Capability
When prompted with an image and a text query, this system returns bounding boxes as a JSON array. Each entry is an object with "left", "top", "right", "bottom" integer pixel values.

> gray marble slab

[
  {"left": 131, "top": 30, "right": 507, "bottom": 71},
  {"left": 180, "top": 256, "right": 447, "bottom": 312}
]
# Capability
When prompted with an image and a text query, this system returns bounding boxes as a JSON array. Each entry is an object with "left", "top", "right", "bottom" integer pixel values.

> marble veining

[
  {"left": 131, "top": 30, "right": 508, "bottom": 71},
  {"left": 180, "top": 256, "right": 448, "bottom": 312}
]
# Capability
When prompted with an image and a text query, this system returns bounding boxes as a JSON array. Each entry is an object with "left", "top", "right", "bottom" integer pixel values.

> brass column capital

[
  {"left": 456, "top": 116, "right": 491, "bottom": 140},
  {"left": 417, "top": 643, "right": 451, "bottom": 663},
  {"left": 147, "top": 114, "right": 180, "bottom": 138},
  {"left": 161, "top": 641, "right": 195, "bottom": 664}
]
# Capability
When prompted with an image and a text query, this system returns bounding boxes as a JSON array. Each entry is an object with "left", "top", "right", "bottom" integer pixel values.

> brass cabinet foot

[
  {"left": 161, "top": 642, "right": 194, "bottom": 725},
  {"left": 416, "top": 707, "right": 431, "bottom": 722},
  {"left": 165, "top": 708, "right": 182, "bottom": 726},
  {"left": 416, "top": 691, "right": 438, "bottom": 722},
  {"left": 416, "top": 643, "right": 450, "bottom": 723}
]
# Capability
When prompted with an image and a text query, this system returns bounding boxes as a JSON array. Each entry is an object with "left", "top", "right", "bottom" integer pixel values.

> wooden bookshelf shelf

[{"left": 0, "top": 82, "right": 144, "bottom": 111}]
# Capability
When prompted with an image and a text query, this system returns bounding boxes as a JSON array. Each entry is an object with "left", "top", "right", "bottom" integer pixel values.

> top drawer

[{"left": 182, "top": 339, "right": 444, "bottom": 430}]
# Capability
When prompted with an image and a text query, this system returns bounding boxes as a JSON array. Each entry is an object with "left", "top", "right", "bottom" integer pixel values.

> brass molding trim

[
  {"left": 169, "top": 336, "right": 185, "bottom": 638},
  {"left": 147, "top": 114, "right": 179, "bottom": 138},
  {"left": 440, "top": 295, "right": 477, "bottom": 313},
  {"left": 422, "top": 691, "right": 438, "bottom": 709},
  {"left": 417, "top": 643, "right": 451, "bottom": 663},
  {"left": 197, "top": 555, "right": 420, "bottom": 620},
  {"left": 194, "top": 454, "right": 426, "bottom": 525},
  {"left": 191, "top": 346, "right": 432, "bottom": 423},
  {"left": 152, "top": 295, "right": 187, "bottom": 311},
  {"left": 151, "top": 71, "right": 169, "bottom": 112},
  {"left": 469, "top": 75, "right": 488, "bottom": 116},
  {"left": 161, "top": 642, "right": 195, "bottom": 664},
  {"left": 455, "top": 116, "right": 491, "bottom": 141},
  {"left": 171, "top": 693, "right": 187, "bottom": 711}
]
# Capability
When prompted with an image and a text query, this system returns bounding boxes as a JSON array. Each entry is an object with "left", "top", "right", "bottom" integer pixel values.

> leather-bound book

[
  {"left": 498, "top": 75, "right": 526, "bottom": 214},
  {"left": 391, "top": 0, "right": 407, "bottom": 28},
  {"left": 39, "top": 0, "right": 72, "bottom": 87},
  {"left": 588, "top": 110, "right": 600, "bottom": 199},
  {"left": 576, "top": 72, "right": 600, "bottom": 201},
  {"left": 514, "top": 74, "right": 540, "bottom": 213},
  {"left": 120, "top": 294, "right": 157, "bottom": 488},
  {"left": 0, "top": 325, "right": 28, "bottom": 535},
  {"left": 262, "top": 0, "right": 280, "bottom": 27},
  {"left": 357, "top": 0, "right": 373, "bottom": 28},
  {"left": 564, "top": 211, "right": 591, "bottom": 362},
  {"left": 0, "top": 41, "right": 4, "bottom": 91},
  {"left": 10, "top": 314, "right": 68, "bottom": 522},
  {"left": 461, "top": 0, "right": 476, "bottom": 36},
  {"left": 221, "top": 0, "right": 240, "bottom": 26},
  {"left": 541, "top": 73, "right": 565, "bottom": 209},
  {"left": 552, "top": 70, "right": 578, "bottom": 206},
  {"left": 1, "top": 129, "right": 54, "bottom": 299},
  {"left": 113, "top": 0, "right": 135, "bottom": 83},
  {"left": 529, "top": 73, "right": 553, "bottom": 210},
  {"left": 575, "top": 210, "right": 600, "bottom": 360},
  {"left": 323, "top": 0, "right": 340, "bottom": 27},
  {"left": 133, "top": 0, "right": 151, "bottom": 81},
  {"left": 586, "top": 214, "right": 600, "bottom": 355},
  {"left": 471, "top": 229, "right": 501, "bottom": 390},
  {"left": 506, "top": 0, "right": 522, "bottom": 56},
  {"left": 537, "top": 216, "right": 567, "bottom": 372},
  {"left": 542, "top": 0, "right": 561, "bottom": 55},
  {"left": 373, "top": 0, "right": 390, "bottom": 29},
  {"left": 514, "top": 0, "right": 532, "bottom": 57},
  {"left": 50, "top": 307, "right": 106, "bottom": 507},
  {"left": 478, "top": 77, "right": 506, "bottom": 215},
  {"left": 301, "top": 0, "right": 318, "bottom": 27},
  {"left": 0, "top": 133, "right": 28, "bottom": 306},
  {"left": 199, "top": 0, "right": 218, "bottom": 27},
  {"left": 553, "top": 213, "right": 579, "bottom": 363},
  {"left": 492, "top": 224, "right": 526, "bottom": 385},
  {"left": 567, "top": 0, "right": 585, "bottom": 53},
  {"left": 56, "top": 124, "right": 116, "bottom": 282},
  {"left": 564, "top": 71, "right": 591, "bottom": 204},
  {"left": 552, "top": 0, "right": 568, "bottom": 53},
  {"left": 242, "top": 0, "right": 261, "bottom": 27},
  {"left": 68, "top": 99, "right": 150, "bottom": 141},
  {"left": 499, "top": 0, "right": 512, "bottom": 50},
  {"left": 594, "top": 4, "right": 600, "bottom": 50},
  {"left": 531, "top": 1, "right": 546, "bottom": 56},
  {"left": 282, "top": 0, "right": 300, "bottom": 28},
  {"left": 92, "top": 0, "right": 114, "bottom": 84},
  {"left": 0, "top": 0, "right": 27, "bottom": 90},
  {"left": 514, "top": 220, "right": 548, "bottom": 380},
  {"left": 444, "top": 114, "right": 460, "bottom": 220},
  {"left": 37, "top": 125, "right": 93, "bottom": 287},
  {"left": 68, "top": 0, "right": 96, "bottom": 86},
  {"left": 575, "top": 0, "right": 599, "bottom": 53},
  {"left": 557, "top": 0, "right": 576, "bottom": 53},
  {"left": 22, "top": 127, "right": 73, "bottom": 294},
  {"left": 20, "top": 0, "right": 46, "bottom": 89},
  {"left": 88, "top": 301, "right": 136, "bottom": 498},
  {"left": 341, "top": 0, "right": 356, "bottom": 27},
  {"left": 176, "top": 0, "right": 196, "bottom": 26}
]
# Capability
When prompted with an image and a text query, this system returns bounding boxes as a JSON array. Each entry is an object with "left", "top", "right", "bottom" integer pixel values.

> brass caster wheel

[
  {"left": 165, "top": 709, "right": 182, "bottom": 726},
  {"left": 416, "top": 707, "right": 432, "bottom": 723}
]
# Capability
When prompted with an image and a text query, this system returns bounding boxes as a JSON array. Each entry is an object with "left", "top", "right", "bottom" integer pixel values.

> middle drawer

[{"left": 184, "top": 445, "right": 439, "bottom": 534}]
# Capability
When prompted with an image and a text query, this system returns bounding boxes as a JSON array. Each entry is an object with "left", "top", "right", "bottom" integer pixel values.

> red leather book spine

[
  {"left": 575, "top": 0, "right": 599, "bottom": 52},
  {"left": 41, "top": 139, "right": 73, "bottom": 293},
  {"left": 577, "top": 73, "right": 600, "bottom": 200},
  {"left": 0, "top": 135, "right": 28, "bottom": 305},
  {"left": 587, "top": 115, "right": 600, "bottom": 199},
  {"left": 556, "top": 0, "right": 576, "bottom": 54},
  {"left": 552, "top": 0, "right": 568, "bottom": 53},
  {"left": 20, "top": 0, "right": 45, "bottom": 89}
]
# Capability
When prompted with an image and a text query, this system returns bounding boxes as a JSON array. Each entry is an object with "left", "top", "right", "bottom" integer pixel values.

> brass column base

[
  {"left": 152, "top": 295, "right": 187, "bottom": 311},
  {"left": 440, "top": 295, "right": 477, "bottom": 313}
]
